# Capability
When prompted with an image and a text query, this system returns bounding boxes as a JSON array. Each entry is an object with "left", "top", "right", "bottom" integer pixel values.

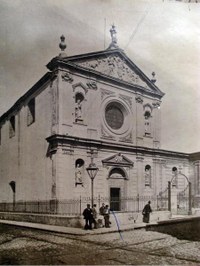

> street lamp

[{"left": 86, "top": 151, "right": 99, "bottom": 207}]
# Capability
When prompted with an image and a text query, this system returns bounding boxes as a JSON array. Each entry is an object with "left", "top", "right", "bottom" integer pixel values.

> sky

[{"left": 0, "top": 0, "right": 200, "bottom": 153}]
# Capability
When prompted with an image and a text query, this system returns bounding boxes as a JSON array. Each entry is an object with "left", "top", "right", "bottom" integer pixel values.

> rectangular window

[
  {"left": 0, "top": 126, "right": 1, "bottom": 145},
  {"left": 9, "top": 116, "right": 15, "bottom": 138},
  {"left": 27, "top": 98, "right": 35, "bottom": 126}
]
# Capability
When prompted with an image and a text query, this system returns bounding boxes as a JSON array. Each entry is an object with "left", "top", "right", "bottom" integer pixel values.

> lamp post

[{"left": 86, "top": 151, "right": 99, "bottom": 207}]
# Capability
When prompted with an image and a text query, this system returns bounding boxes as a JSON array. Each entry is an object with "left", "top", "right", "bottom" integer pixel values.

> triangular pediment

[
  {"left": 61, "top": 49, "right": 164, "bottom": 97},
  {"left": 102, "top": 153, "right": 134, "bottom": 167}
]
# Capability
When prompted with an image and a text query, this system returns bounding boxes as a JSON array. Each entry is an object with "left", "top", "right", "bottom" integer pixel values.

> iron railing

[
  {"left": 0, "top": 194, "right": 169, "bottom": 216},
  {"left": 192, "top": 195, "right": 200, "bottom": 208}
]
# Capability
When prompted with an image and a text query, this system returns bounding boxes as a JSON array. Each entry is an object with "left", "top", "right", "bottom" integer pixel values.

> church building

[{"left": 0, "top": 26, "right": 199, "bottom": 216}]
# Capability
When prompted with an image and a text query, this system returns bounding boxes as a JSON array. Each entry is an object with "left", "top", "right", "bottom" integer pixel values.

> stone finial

[
  {"left": 59, "top": 35, "right": 67, "bottom": 57},
  {"left": 151, "top": 72, "right": 156, "bottom": 83},
  {"left": 107, "top": 24, "right": 118, "bottom": 49}
]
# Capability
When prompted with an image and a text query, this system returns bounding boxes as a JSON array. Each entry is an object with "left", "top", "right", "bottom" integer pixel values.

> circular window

[{"left": 105, "top": 103, "right": 124, "bottom": 130}]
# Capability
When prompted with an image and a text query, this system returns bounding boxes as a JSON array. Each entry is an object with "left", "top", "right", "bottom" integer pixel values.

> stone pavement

[
  {"left": 1, "top": 216, "right": 200, "bottom": 265},
  {"left": 0, "top": 218, "right": 148, "bottom": 235},
  {"left": 0, "top": 214, "right": 198, "bottom": 236}
]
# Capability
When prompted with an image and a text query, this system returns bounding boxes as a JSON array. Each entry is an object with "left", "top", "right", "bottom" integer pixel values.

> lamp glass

[{"left": 86, "top": 163, "right": 99, "bottom": 180}]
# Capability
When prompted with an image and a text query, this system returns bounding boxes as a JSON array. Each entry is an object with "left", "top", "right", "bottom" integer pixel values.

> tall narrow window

[
  {"left": 9, "top": 116, "right": 15, "bottom": 138},
  {"left": 145, "top": 165, "right": 151, "bottom": 187},
  {"left": 27, "top": 98, "right": 35, "bottom": 126},
  {"left": 0, "top": 126, "right": 1, "bottom": 145}
]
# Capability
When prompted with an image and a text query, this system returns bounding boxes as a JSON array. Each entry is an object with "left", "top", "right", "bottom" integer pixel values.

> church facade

[{"left": 0, "top": 27, "right": 199, "bottom": 214}]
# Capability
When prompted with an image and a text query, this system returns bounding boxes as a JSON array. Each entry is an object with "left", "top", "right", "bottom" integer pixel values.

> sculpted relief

[{"left": 76, "top": 55, "right": 147, "bottom": 87}]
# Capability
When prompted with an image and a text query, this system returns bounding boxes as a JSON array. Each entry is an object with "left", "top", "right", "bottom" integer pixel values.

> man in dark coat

[
  {"left": 104, "top": 205, "right": 111, "bottom": 228},
  {"left": 82, "top": 204, "right": 93, "bottom": 230},
  {"left": 142, "top": 201, "right": 152, "bottom": 223}
]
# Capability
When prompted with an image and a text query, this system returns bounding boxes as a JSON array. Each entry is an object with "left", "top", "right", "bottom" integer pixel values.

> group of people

[
  {"left": 82, "top": 203, "right": 111, "bottom": 230},
  {"left": 82, "top": 201, "right": 152, "bottom": 230}
]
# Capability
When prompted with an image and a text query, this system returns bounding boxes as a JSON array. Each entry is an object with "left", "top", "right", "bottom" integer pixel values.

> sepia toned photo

[{"left": 0, "top": 0, "right": 200, "bottom": 265}]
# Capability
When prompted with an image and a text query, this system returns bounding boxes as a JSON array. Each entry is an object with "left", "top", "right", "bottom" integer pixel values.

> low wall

[
  {"left": 0, "top": 210, "right": 171, "bottom": 228},
  {"left": 108, "top": 210, "right": 171, "bottom": 226},
  {"left": 0, "top": 212, "right": 82, "bottom": 228},
  {"left": 147, "top": 216, "right": 200, "bottom": 241}
]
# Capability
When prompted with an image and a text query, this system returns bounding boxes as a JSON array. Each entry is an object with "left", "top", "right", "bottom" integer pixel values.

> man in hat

[
  {"left": 82, "top": 204, "right": 93, "bottom": 230},
  {"left": 142, "top": 201, "right": 152, "bottom": 223}
]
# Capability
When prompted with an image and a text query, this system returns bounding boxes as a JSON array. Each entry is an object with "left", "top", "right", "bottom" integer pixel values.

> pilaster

[
  {"left": 135, "top": 95, "right": 144, "bottom": 146},
  {"left": 153, "top": 158, "right": 166, "bottom": 195},
  {"left": 136, "top": 156, "right": 144, "bottom": 194},
  {"left": 152, "top": 101, "right": 161, "bottom": 148}
]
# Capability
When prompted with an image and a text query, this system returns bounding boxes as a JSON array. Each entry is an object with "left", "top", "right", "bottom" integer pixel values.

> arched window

[
  {"left": 75, "top": 93, "right": 84, "bottom": 122},
  {"left": 145, "top": 165, "right": 151, "bottom": 187},
  {"left": 75, "top": 159, "right": 84, "bottom": 186}
]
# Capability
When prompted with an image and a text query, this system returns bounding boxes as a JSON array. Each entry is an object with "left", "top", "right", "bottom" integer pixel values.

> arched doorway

[{"left": 108, "top": 167, "right": 127, "bottom": 211}]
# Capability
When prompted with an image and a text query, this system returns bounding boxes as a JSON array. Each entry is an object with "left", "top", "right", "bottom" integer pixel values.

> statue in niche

[
  {"left": 75, "top": 99, "right": 83, "bottom": 122},
  {"left": 75, "top": 164, "right": 83, "bottom": 186},
  {"left": 144, "top": 110, "right": 151, "bottom": 135},
  {"left": 145, "top": 166, "right": 151, "bottom": 187}
]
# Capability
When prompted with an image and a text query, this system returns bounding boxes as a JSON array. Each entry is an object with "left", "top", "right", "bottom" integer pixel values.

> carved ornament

[
  {"left": 77, "top": 55, "right": 147, "bottom": 87},
  {"left": 152, "top": 102, "right": 160, "bottom": 108},
  {"left": 102, "top": 153, "right": 134, "bottom": 167},
  {"left": 119, "top": 94, "right": 132, "bottom": 108},
  {"left": 101, "top": 126, "right": 115, "bottom": 140},
  {"left": 61, "top": 72, "right": 73, "bottom": 83},
  {"left": 86, "top": 80, "right": 98, "bottom": 90},
  {"left": 101, "top": 88, "right": 115, "bottom": 100},
  {"left": 72, "top": 82, "right": 88, "bottom": 94},
  {"left": 119, "top": 133, "right": 132, "bottom": 143},
  {"left": 135, "top": 96, "right": 143, "bottom": 104}
]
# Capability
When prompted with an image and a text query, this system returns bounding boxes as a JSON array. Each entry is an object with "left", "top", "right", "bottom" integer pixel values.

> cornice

[
  {"left": 46, "top": 48, "right": 164, "bottom": 98},
  {"left": 47, "top": 59, "right": 163, "bottom": 100},
  {"left": 46, "top": 134, "right": 190, "bottom": 160}
]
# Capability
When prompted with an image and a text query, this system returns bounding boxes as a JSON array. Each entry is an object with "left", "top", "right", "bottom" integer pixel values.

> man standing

[
  {"left": 82, "top": 204, "right": 93, "bottom": 230},
  {"left": 104, "top": 205, "right": 111, "bottom": 228},
  {"left": 99, "top": 203, "right": 105, "bottom": 215},
  {"left": 142, "top": 201, "right": 152, "bottom": 223}
]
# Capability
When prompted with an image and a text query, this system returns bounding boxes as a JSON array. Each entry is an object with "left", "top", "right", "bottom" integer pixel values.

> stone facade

[{"left": 0, "top": 34, "right": 199, "bottom": 213}]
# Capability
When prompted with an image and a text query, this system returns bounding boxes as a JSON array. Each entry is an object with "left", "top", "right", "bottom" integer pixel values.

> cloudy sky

[{"left": 0, "top": 0, "right": 200, "bottom": 153}]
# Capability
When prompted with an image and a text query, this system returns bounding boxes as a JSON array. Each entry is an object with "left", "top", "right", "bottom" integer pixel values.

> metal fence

[
  {"left": 192, "top": 195, "right": 200, "bottom": 208},
  {"left": 0, "top": 194, "right": 169, "bottom": 216}
]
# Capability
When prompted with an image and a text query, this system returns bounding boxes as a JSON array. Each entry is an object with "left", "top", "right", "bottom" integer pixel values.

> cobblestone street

[{"left": 0, "top": 224, "right": 200, "bottom": 265}]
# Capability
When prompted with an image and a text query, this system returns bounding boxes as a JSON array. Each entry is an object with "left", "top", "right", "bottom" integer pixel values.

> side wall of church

[{"left": 0, "top": 82, "right": 53, "bottom": 202}]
